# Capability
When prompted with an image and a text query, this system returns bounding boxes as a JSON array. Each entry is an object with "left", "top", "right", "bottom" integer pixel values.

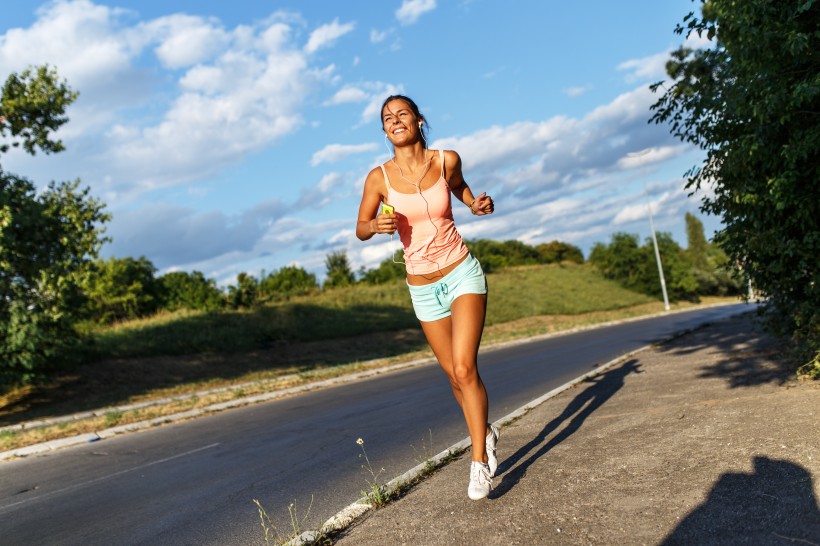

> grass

[
  {"left": 82, "top": 263, "right": 649, "bottom": 361},
  {"left": 0, "top": 263, "right": 741, "bottom": 452}
]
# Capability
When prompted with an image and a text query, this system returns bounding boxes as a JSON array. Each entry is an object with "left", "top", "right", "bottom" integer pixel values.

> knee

[{"left": 453, "top": 361, "right": 478, "bottom": 387}]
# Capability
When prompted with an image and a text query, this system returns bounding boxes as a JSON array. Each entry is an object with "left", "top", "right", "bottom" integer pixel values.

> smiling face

[{"left": 382, "top": 98, "right": 424, "bottom": 147}]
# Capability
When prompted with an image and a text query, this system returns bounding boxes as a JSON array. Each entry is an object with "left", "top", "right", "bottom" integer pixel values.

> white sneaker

[
  {"left": 486, "top": 423, "right": 500, "bottom": 477},
  {"left": 467, "top": 461, "right": 492, "bottom": 500}
]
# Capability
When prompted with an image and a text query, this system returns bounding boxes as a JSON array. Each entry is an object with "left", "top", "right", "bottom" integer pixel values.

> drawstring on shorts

[{"left": 433, "top": 282, "right": 449, "bottom": 307}]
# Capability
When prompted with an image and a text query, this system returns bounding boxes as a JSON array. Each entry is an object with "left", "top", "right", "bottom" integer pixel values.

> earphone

[{"left": 379, "top": 138, "right": 442, "bottom": 272}]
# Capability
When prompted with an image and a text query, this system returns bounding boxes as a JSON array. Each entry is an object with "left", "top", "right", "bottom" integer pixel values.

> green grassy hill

[
  {"left": 85, "top": 263, "right": 652, "bottom": 360},
  {"left": 1, "top": 263, "right": 737, "bottom": 448}
]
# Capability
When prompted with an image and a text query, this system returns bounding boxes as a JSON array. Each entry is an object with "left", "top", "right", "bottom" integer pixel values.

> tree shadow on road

[
  {"left": 491, "top": 359, "right": 642, "bottom": 498},
  {"left": 657, "top": 313, "right": 796, "bottom": 388},
  {"left": 662, "top": 456, "right": 820, "bottom": 545}
]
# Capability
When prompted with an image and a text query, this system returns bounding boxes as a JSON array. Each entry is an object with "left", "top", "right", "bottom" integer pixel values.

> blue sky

[{"left": 1, "top": 0, "right": 715, "bottom": 284}]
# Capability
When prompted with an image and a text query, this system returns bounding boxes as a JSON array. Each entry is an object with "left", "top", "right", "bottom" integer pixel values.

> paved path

[{"left": 334, "top": 313, "right": 820, "bottom": 545}]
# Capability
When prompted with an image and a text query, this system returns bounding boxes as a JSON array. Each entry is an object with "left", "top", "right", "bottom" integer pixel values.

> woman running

[{"left": 356, "top": 95, "right": 498, "bottom": 500}]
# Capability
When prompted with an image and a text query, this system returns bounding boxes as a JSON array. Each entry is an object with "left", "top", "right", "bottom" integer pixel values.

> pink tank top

[{"left": 382, "top": 149, "right": 469, "bottom": 275}]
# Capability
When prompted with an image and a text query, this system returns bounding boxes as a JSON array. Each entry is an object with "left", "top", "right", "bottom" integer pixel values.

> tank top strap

[
  {"left": 379, "top": 164, "right": 393, "bottom": 193},
  {"left": 438, "top": 149, "right": 445, "bottom": 179}
]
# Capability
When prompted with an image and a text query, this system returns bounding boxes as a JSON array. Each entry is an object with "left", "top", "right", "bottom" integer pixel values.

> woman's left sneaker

[{"left": 467, "top": 461, "right": 492, "bottom": 500}]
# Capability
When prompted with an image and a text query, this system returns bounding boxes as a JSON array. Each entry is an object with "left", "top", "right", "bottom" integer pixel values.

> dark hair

[{"left": 381, "top": 94, "right": 429, "bottom": 148}]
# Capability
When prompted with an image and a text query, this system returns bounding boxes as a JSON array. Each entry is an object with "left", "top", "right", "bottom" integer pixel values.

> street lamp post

[{"left": 627, "top": 149, "right": 670, "bottom": 311}]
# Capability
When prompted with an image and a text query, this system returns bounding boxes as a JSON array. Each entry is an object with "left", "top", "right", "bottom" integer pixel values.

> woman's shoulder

[
  {"left": 366, "top": 164, "right": 387, "bottom": 180},
  {"left": 364, "top": 164, "right": 388, "bottom": 193},
  {"left": 437, "top": 149, "right": 461, "bottom": 164}
]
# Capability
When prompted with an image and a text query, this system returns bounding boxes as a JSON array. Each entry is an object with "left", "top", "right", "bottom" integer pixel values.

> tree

[
  {"left": 358, "top": 256, "right": 405, "bottom": 285},
  {"left": 535, "top": 240, "right": 585, "bottom": 264},
  {"left": 588, "top": 233, "right": 647, "bottom": 292},
  {"left": 83, "top": 256, "right": 162, "bottom": 323},
  {"left": 0, "top": 175, "right": 108, "bottom": 384},
  {"left": 0, "top": 65, "right": 78, "bottom": 156},
  {"left": 227, "top": 272, "right": 259, "bottom": 308},
  {"left": 649, "top": 0, "right": 819, "bottom": 373},
  {"left": 589, "top": 231, "right": 700, "bottom": 302},
  {"left": 0, "top": 66, "right": 108, "bottom": 385},
  {"left": 324, "top": 251, "right": 355, "bottom": 288},
  {"left": 684, "top": 213, "right": 709, "bottom": 270},
  {"left": 259, "top": 265, "right": 319, "bottom": 298},
  {"left": 159, "top": 270, "right": 224, "bottom": 311},
  {"left": 684, "top": 213, "right": 744, "bottom": 296}
]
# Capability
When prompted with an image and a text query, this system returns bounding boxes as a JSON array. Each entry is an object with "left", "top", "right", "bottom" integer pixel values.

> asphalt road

[{"left": 0, "top": 303, "right": 751, "bottom": 545}]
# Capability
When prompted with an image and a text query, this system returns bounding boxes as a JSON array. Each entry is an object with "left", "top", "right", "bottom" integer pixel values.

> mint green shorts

[{"left": 407, "top": 254, "right": 488, "bottom": 322}]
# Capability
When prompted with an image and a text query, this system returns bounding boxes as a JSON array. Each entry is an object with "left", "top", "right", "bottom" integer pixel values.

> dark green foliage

[
  {"left": 0, "top": 65, "right": 78, "bottom": 155},
  {"left": 259, "top": 266, "right": 319, "bottom": 298},
  {"left": 83, "top": 256, "right": 162, "bottom": 323},
  {"left": 359, "top": 255, "right": 404, "bottom": 285},
  {"left": 588, "top": 233, "right": 647, "bottom": 293},
  {"left": 588, "top": 229, "right": 738, "bottom": 302},
  {"left": 685, "top": 213, "right": 709, "bottom": 270},
  {"left": 650, "top": 0, "right": 819, "bottom": 372},
  {"left": 0, "top": 65, "right": 109, "bottom": 386},
  {"left": 0, "top": 175, "right": 108, "bottom": 384},
  {"left": 228, "top": 272, "right": 259, "bottom": 309},
  {"left": 535, "top": 240, "right": 584, "bottom": 265},
  {"left": 159, "top": 270, "right": 224, "bottom": 311},
  {"left": 324, "top": 251, "right": 355, "bottom": 288},
  {"left": 466, "top": 239, "right": 584, "bottom": 274},
  {"left": 685, "top": 213, "right": 744, "bottom": 296},
  {"left": 467, "top": 239, "right": 538, "bottom": 273}
]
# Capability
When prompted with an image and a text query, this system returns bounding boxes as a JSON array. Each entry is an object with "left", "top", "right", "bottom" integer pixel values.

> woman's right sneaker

[
  {"left": 486, "top": 423, "right": 500, "bottom": 477},
  {"left": 467, "top": 461, "right": 492, "bottom": 500}
]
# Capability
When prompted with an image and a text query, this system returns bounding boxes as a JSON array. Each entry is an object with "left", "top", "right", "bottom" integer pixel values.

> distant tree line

[{"left": 589, "top": 213, "right": 744, "bottom": 302}]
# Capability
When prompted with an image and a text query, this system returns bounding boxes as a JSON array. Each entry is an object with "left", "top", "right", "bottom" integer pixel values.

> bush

[{"left": 159, "top": 270, "right": 224, "bottom": 311}]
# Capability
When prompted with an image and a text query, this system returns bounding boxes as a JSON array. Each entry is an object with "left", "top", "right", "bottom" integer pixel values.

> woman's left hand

[{"left": 471, "top": 192, "right": 495, "bottom": 216}]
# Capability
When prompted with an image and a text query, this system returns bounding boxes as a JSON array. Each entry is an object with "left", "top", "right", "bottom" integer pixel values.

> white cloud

[
  {"left": 563, "top": 85, "right": 591, "bottom": 97},
  {"left": 325, "top": 85, "right": 370, "bottom": 105},
  {"left": 358, "top": 83, "right": 404, "bottom": 124},
  {"left": 0, "top": 3, "right": 359, "bottom": 201},
  {"left": 612, "top": 189, "right": 681, "bottom": 225},
  {"left": 143, "top": 14, "right": 229, "bottom": 69},
  {"left": 396, "top": 0, "right": 437, "bottom": 26},
  {"left": 0, "top": 0, "right": 136, "bottom": 87},
  {"left": 616, "top": 146, "right": 686, "bottom": 170},
  {"left": 303, "top": 18, "right": 355, "bottom": 54},
  {"left": 370, "top": 28, "right": 388, "bottom": 43},
  {"left": 617, "top": 51, "right": 670, "bottom": 83},
  {"left": 311, "top": 143, "right": 378, "bottom": 165},
  {"left": 618, "top": 32, "right": 714, "bottom": 84}
]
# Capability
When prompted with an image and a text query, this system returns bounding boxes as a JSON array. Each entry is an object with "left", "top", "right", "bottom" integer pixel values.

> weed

[
  {"left": 0, "top": 429, "right": 16, "bottom": 450},
  {"left": 103, "top": 410, "right": 123, "bottom": 427},
  {"left": 410, "top": 429, "right": 436, "bottom": 474},
  {"left": 356, "top": 438, "right": 390, "bottom": 507},
  {"left": 253, "top": 496, "right": 321, "bottom": 546}
]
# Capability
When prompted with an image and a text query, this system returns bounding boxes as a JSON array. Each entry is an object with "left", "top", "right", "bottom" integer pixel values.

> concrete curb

[
  {"left": 0, "top": 302, "right": 742, "bottom": 462},
  {"left": 293, "top": 310, "right": 742, "bottom": 544},
  {"left": 294, "top": 343, "right": 657, "bottom": 545}
]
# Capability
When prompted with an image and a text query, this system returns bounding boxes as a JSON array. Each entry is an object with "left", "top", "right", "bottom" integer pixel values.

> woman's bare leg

[{"left": 420, "top": 293, "right": 489, "bottom": 462}]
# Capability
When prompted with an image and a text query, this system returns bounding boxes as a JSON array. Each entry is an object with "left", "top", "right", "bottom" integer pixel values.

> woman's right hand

[{"left": 373, "top": 213, "right": 397, "bottom": 235}]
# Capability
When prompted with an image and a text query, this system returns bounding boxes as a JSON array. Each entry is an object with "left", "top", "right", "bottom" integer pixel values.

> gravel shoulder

[{"left": 334, "top": 313, "right": 820, "bottom": 545}]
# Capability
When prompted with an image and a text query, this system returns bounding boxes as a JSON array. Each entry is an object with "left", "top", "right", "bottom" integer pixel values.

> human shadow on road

[
  {"left": 491, "top": 359, "right": 641, "bottom": 498},
  {"left": 657, "top": 313, "right": 795, "bottom": 388},
  {"left": 662, "top": 456, "right": 820, "bottom": 545}
]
